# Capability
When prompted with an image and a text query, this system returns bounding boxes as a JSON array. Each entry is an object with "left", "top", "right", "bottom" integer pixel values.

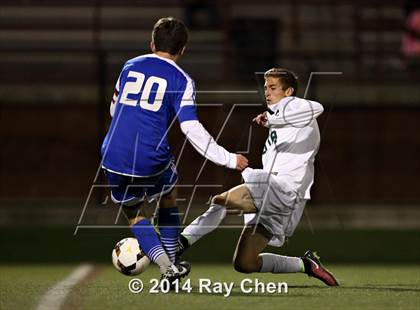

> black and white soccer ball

[{"left": 112, "top": 237, "right": 150, "bottom": 276}]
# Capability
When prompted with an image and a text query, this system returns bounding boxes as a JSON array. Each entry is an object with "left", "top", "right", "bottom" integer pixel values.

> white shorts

[{"left": 242, "top": 168, "right": 306, "bottom": 247}]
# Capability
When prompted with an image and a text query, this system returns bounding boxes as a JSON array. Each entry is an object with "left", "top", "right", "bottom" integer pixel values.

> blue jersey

[{"left": 101, "top": 54, "right": 198, "bottom": 177}]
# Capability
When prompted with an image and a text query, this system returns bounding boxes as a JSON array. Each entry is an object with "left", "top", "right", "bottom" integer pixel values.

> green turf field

[{"left": 1, "top": 264, "right": 419, "bottom": 310}]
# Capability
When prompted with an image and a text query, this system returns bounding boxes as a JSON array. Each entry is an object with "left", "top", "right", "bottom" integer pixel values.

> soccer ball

[{"left": 112, "top": 237, "right": 150, "bottom": 276}]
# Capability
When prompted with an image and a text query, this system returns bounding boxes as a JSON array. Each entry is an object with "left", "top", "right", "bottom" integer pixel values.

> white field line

[{"left": 36, "top": 264, "right": 94, "bottom": 310}]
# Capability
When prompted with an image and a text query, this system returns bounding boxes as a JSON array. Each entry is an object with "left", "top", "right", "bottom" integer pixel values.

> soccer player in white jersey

[
  {"left": 101, "top": 17, "right": 248, "bottom": 283},
  {"left": 177, "top": 68, "right": 339, "bottom": 286}
]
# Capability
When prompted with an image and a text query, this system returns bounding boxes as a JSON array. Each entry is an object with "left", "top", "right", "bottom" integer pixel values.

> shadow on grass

[
  {"left": 181, "top": 285, "right": 420, "bottom": 298},
  {"left": 341, "top": 286, "right": 420, "bottom": 293},
  {"left": 183, "top": 291, "right": 304, "bottom": 298},
  {"left": 289, "top": 285, "right": 420, "bottom": 293},
  {"left": 177, "top": 285, "right": 305, "bottom": 298}
]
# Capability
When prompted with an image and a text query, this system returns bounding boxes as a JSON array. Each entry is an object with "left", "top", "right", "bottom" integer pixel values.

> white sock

[
  {"left": 259, "top": 253, "right": 305, "bottom": 273},
  {"left": 155, "top": 253, "right": 173, "bottom": 274},
  {"left": 182, "top": 203, "right": 226, "bottom": 245}
]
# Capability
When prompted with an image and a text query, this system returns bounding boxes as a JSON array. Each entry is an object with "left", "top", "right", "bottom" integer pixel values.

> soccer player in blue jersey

[{"left": 101, "top": 17, "right": 248, "bottom": 283}]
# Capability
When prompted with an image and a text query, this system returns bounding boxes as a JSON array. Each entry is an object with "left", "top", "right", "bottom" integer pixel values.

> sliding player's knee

[
  {"left": 212, "top": 193, "right": 227, "bottom": 206},
  {"left": 233, "top": 255, "right": 259, "bottom": 274}
]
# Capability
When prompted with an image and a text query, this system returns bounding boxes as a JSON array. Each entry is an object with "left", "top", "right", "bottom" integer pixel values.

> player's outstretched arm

[
  {"left": 252, "top": 112, "right": 268, "bottom": 127},
  {"left": 180, "top": 120, "right": 248, "bottom": 171}
]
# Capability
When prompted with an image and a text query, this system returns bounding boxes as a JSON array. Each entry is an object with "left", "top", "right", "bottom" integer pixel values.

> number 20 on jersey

[{"left": 119, "top": 71, "right": 167, "bottom": 112}]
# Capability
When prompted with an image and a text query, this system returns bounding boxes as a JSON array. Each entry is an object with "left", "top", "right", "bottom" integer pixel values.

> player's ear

[
  {"left": 285, "top": 87, "right": 294, "bottom": 97},
  {"left": 150, "top": 41, "right": 156, "bottom": 52},
  {"left": 179, "top": 46, "right": 186, "bottom": 56}
]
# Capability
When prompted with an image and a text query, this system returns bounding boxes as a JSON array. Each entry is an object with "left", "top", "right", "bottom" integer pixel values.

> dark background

[{"left": 0, "top": 0, "right": 419, "bottom": 263}]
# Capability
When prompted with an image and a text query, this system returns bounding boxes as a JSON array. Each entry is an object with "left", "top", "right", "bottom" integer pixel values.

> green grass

[
  {"left": 0, "top": 265, "right": 77, "bottom": 310},
  {"left": 1, "top": 264, "right": 419, "bottom": 310},
  {"left": 1, "top": 227, "right": 420, "bottom": 264}
]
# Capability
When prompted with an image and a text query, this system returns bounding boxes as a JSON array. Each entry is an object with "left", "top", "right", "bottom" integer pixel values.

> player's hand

[
  {"left": 235, "top": 154, "right": 248, "bottom": 171},
  {"left": 252, "top": 112, "right": 268, "bottom": 126}
]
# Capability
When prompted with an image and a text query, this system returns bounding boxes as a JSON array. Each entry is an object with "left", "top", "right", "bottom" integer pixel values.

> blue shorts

[{"left": 105, "top": 162, "right": 178, "bottom": 206}]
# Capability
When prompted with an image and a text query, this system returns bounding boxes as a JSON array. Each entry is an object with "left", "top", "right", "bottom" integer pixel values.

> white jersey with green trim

[{"left": 261, "top": 96, "right": 324, "bottom": 199}]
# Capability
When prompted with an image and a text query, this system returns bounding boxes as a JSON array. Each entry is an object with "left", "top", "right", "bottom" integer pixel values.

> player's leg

[
  {"left": 234, "top": 207, "right": 339, "bottom": 285},
  {"left": 232, "top": 224, "right": 271, "bottom": 273},
  {"left": 214, "top": 183, "right": 258, "bottom": 214},
  {"left": 180, "top": 184, "right": 256, "bottom": 249},
  {"left": 144, "top": 162, "right": 183, "bottom": 264},
  {"left": 106, "top": 170, "right": 179, "bottom": 277},
  {"left": 233, "top": 224, "right": 306, "bottom": 274},
  {"left": 122, "top": 203, "right": 174, "bottom": 275},
  {"left": 156, "top": 187, "right": 180, "bottom": 263},
  {"left": 124, "top": 192, "right": 190, "bottom": 283}
]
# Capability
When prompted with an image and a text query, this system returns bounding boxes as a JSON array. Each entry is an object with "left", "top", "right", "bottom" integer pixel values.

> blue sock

[
  {"left": 158, "top": 207, "right": 180, "bottom": 263},
  {"left": 131, "top": 218, "right": 166, "bottom": 263}
]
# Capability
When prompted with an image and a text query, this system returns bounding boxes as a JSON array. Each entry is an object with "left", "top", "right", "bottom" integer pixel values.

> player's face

[{"left": 264, "top": 77, "right": 288, "bottom": 105}]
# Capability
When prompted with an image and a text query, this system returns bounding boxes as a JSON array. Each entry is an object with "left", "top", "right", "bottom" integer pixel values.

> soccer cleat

[
  {"left": 160, "top": 261, "right": 191, "bottom": 288},
  {"left": 302, "top": 250, "right": 339, "bottom": 286},
  {"left": 175, "top": 234, "right": 190, "bottom": 262},
  {"left": 177, "top": 260, "right": 191, "bottom": 276}
]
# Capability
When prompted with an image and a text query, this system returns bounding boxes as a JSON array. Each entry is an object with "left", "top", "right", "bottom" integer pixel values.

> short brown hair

[
  {"left": 152, "top": 17, "right": 189, "bottom": 55},
  {"left": 264, "top": 68, "right": 298, "bottom": 96}
]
